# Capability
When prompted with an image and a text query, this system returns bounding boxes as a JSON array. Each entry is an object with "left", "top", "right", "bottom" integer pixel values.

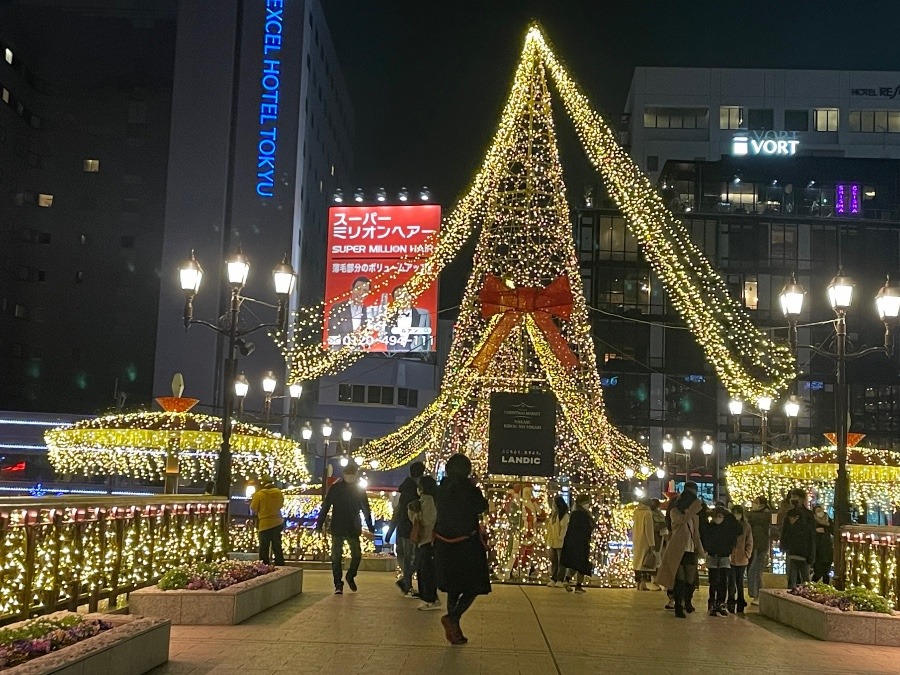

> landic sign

[{"left": 732, "top": 131, "right": 799, "bottom": 157}]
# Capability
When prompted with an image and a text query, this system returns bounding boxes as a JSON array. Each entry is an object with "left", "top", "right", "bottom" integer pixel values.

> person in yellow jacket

[{"left": 250, "top": 477, "right": 285, "bottom": 565}]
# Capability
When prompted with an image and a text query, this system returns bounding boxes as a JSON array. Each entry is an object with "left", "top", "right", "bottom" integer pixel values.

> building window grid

[
  {"left": 814, "top": 108, "right": 839, "bottom": 132},
  {"left": 719, "top": 106, "right": 744, "bottom": 130},
  {"left": 337, "top": 383, "right": 419, "bottom": 408},
  {"left": 848, "top": 110, "right": 900, "bottom": 133},
  {"left": 643, "top": 106, "right": 709, "bottom": 129}
]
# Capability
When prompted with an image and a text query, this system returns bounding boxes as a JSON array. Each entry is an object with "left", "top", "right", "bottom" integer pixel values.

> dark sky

[{"left": 324, "top": 0, "right": 900, "bottom": 205}]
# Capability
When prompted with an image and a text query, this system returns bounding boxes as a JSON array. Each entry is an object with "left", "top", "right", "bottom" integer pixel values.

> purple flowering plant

[
  {"left": 0, "top": 615, "right": 113, "bottom": 670},
  {"left": 789, "top": 582, "right": 892, "bottom": 614},
  {"left": 157, "top": 560, "right": 275, "bottom": 591}
]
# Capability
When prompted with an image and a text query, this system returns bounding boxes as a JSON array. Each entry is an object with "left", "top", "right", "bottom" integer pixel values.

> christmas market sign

[{"left": 488, "top": 391, "right": 556, "bottom": 477}]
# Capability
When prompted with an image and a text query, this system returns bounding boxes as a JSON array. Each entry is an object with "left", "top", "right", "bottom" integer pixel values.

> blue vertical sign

[{"left": 256, "top": 0, "right": 284, "bottom": 198}]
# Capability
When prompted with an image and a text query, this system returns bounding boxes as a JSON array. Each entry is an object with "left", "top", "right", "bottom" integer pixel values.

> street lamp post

[
  {"left": 756, "top": 395, "right": 772, "bottom": 455},
  {"left": 779, "top": 269, "right": 900, "bottom": 589},
  {"left": 320, "top": 419, "right": 333, "bottom": 499},
  {"left": 179, "top": 248, "right": 295, "bottom": 497},
  {"left": 701, "top": 435, "right": 716, "bottom": 500},
  {"left": 234, "top": 372, "right": 249, "bottom": 417}
]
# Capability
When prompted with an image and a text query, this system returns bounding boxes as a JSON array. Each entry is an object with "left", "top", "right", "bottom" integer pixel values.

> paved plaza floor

[{"left": 150, "top": 570, "right": 900, "bottom": 674}]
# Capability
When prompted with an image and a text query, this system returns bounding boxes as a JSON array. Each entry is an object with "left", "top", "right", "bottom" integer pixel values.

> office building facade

[{"left": 585, "top": 68, "right": 900, "bottom": 506}]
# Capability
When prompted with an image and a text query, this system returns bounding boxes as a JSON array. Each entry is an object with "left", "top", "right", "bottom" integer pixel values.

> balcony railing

[{"left": 0, "top": 495, "right": 227, "bottom": 624}]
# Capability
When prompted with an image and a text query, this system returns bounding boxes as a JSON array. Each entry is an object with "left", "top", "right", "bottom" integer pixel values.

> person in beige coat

[
  {"left": 656, "top": 482, "right": 705, "bottom": 618},
  {"left": 727, "top": 504, "right": 754, "bottom": 614},
  {"left": 632, "top": 500, "right": 657, "bottom": 590}
]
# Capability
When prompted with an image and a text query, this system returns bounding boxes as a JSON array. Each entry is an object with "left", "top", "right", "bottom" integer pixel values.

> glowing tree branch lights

[{"left": 278, "top": 25, "right": 793, "bottom": 405}]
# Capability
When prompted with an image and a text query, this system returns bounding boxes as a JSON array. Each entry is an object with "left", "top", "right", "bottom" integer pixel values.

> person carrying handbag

[{"left": 408, "top": 475, "right": 440, "bottom": 611}]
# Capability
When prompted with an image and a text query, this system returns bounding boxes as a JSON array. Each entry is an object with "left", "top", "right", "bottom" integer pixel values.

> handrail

[{"left": 0, "top": 494, "right": 228, "bottom": 510}]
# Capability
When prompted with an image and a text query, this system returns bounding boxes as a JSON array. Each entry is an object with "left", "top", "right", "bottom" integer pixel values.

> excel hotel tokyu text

[{"left": 323, "top": 205, "right": 440, "bottom": 353}]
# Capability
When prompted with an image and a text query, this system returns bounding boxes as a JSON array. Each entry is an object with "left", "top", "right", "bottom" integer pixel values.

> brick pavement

[{"left": 150, "top": 570, "right": 900, "bottom": 674}]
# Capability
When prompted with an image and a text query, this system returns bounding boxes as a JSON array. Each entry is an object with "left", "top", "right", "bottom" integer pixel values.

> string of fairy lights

[
  {"left": 532, "top": 26, "right": 795, "bottom": 402},
  {"left": 44, "top": 412, "right": 311, "bottom": 485},
  {"left": 0, "top": 500, "right": 225, "bottom": 619},
  {"left": 725, "top": 446, "right": 900, "bottom": 511},
  {"left": 356, "top": 34, "right": 650, "bottom": 488}
]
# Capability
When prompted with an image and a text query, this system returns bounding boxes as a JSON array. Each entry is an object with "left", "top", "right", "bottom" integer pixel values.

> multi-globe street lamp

[
  {"left": 662, "top": 431, "right": 718, "bottom": 499},
  {"left": 179, "top": 249, "right": 296, "bottom": 497},
  {"left": 778, "top": 269, "right": 900, "bottom": 589}
]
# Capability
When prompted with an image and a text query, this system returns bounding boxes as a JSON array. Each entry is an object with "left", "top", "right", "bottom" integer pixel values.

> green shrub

[
  {"left": 157, "top": 568, "right": 191, "bottom": 591},
  {"left": 843, "top": 587, "right": 893, "bottom": 614}
]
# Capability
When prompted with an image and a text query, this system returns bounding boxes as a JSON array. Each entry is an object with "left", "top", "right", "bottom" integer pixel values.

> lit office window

[
  {"left": 743, "top": 278, "right": 759, "bottom": 310},
  {"left": 1, "top": 88, "right": 8, "bottom": 104},
  {"left": 720, "top": 106, "right": 744, "bottom": 130},
  {"left": 814, "top": 108, "right": 839, "bottom": 132},
  {"left": 37, "top": 194, "right": 53, "bottom": 208},
  {"left": 848, "top": 110, "right": 900, "bottom": 133},
  {"left": 83, "top": 159, "right": 100, "bottom": 172},
  {"left": 4, "top": 48, "right": 11, "bottom": 65}
]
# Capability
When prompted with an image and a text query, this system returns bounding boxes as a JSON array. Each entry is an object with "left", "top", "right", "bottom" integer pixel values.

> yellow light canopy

[
  {"left": 726, "top": 445, "right": 900, "bottom": 511},
  {"left": 45, "top": 409, "right": 310, "bottom": 485}
]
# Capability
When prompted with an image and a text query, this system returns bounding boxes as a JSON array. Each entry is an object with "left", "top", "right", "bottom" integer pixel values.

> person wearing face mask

[
  {"left": 315, "top": 463, "right": 375, "bottom": 595},
  {"left": 727, "top": 505, "right": 754, "bottom": 614},
  {"left": 780, "top": 488, "right": 816, "bottom": 588},
  {"left": 811, "top": 505, "right": 834, "bottom": 585},
  {"left": 409, "top": 475, "right": 440, "bottom": 610},
  {"left": 746, "top": 495, "right": 773, "bottom": 605},
  {"left": 700, "top": 505, "right": 743, "bottom": 616},
  {"left": 656, "top": 482, "right": 706, "bottom": 618}
]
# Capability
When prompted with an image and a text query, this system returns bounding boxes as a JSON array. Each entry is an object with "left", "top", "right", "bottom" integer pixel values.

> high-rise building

[
  {"left": 583, "top": 67, "right": 900, "bottom": 509},
  {"left": 152, "top": 0, "right": 354, "bottom": 420},
  {"left": 0, "top": 1, "right": 177, "bottom": 413}
]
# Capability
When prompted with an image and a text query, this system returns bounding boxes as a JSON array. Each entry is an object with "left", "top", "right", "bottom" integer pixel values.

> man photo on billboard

[
  {"left": 327, "top": 275, "right": 373, "bottom": 350},
  {"left": 385, "top": 285, "right": 432, "bottom": 353}
]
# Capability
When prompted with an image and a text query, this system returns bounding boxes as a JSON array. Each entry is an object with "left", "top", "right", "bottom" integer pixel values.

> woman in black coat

[
  {"left": 433, "top": 453, "right": 491, "bottom": 645},
  {"left": 811, "top": 504, "right": 834, "bottom": 584},
  {"left": 560, "top": 493, "right": 595, "bottom": 592}
]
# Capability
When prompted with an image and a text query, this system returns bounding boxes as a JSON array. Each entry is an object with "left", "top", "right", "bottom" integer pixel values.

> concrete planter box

[
  {"left": 128, "top": 567, "right": 302, "bottom": 625},
  {"left": 760, "top": 589, "right": 900, "bottom": 646},
  {"left": 3, "top": 612, "right": 170, "bottom": 675}
]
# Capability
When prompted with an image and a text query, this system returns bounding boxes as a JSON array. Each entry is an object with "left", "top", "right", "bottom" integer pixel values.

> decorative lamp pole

[
  {"left": 757, "top": 395, "right": 772, "bottom": 455},
  {"left": 701, "top": 436, "right": 716, "bottom": 500},
  {"left": 321, "top": 418, "right": 333, "bottom": 498},
  {"left": 234, "top": 372, "right": 249, "bottom": 416},
  {"left": 784, "top": 395, "right": 801, "bottom": 447},
  {"left": 262, "top": 370, "right": 277, "bottom": 422},
  {"left": 178, "top": 248, "right": 296, "bottom": 498}
]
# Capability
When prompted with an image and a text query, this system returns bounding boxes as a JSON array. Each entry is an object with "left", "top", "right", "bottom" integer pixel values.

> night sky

[{"left": 325, "top": 0, "right": 900, "bottom": 205}]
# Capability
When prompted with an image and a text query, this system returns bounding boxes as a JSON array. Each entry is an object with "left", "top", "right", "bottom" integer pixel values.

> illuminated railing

[
  {"left": 842, "top": 525, "right": 900, "bottom": 609},
  {"left": 0, "top": 495, "right": 227, "bottom": 624}
]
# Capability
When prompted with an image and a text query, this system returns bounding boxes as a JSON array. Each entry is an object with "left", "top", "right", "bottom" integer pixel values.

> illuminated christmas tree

[{"left": 282, "top": 26, "right": 795, "bottom": 473}]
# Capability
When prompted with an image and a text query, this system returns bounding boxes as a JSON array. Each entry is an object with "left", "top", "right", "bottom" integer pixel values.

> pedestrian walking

[
  {"left": 433, "top": 454, "right": 491, "bottom": 645},
  {"left": 386, "top": 461, "right": 426, "bottom": 598},
  {"left": 632, "top": 499, "right": 657, "bottom": 590},
  {"left": 780, "top": 488, "right": 816, "bottom": 588},
  {"left": 656, "top": 482, "right": 705, "bottom": 618},
  {"left": 746, "top": 495, "right": 773, "bottom": 605},
  {"left": 727, "top": 504, "right": 754, "bottom": 614},
  {"left": 560, "top": 493, "right": 595, "bottom": 593},
  {"left": 409, "top": 475, "right": 440, "bottom": 610},
  {"left": 811, "top": 504, "right": 834, "bottom": 584},
  {"left": 249, "top": 476, "right": 285, "bottom": 566},
  {"left": 315, "top": 463, "right": 375, "bottom": 595},
  {"left": 700, "top": 505, "right": 743, "bottom": 616},
  {"left": 649, "top": 498, "right": 667, "bottom": 591},
  {"left": 545, "top": 494, "right": 570, "bottom": 587}
]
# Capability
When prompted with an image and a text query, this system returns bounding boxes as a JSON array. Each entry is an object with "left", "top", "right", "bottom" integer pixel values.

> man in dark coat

[
  {"left": 315, "top": 463, "right": 374, "bottom": 595},
  {"left": 386, "top": 460, "right": 426, "bottom": 596},
  {"left": 560, "top": 493, "right": 595, "bottom": 593},
  {"left": 781, "top": 488, "right": 816, "bottom": 588},
  {"left": 433, "top": 454, "right": 490, "bottom": 645}
]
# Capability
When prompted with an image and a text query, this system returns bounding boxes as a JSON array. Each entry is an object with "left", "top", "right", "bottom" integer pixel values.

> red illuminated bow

[{"left": 471, "top": 274, "right": 578, "bottom": 372}]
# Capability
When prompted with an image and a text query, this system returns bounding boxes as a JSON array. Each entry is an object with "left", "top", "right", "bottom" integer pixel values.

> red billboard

[{"left": 324, "top": 204, "right": 440, "bottom": 352}]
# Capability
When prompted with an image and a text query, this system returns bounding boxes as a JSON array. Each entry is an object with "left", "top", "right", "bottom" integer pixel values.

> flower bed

[
  {"left": 0, "top": 612, "right": 169, "bottom": 675},
  {"left": 158, "top": 560, "right": 275, "bottom": 591},
  {"left": 789, "top": 582, "right": 893, "bottom": 614},
  {"left": 0, "top": 615, "right": 113, "bottom": 670},
  {"left": 761, "top": 588, "right": 900, "bottom": 645},
  {"left": 130, "top": 566, "right": 302, "bottom": 625}
]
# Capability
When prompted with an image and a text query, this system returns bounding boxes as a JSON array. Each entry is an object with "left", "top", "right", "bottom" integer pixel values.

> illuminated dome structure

[
  {"left": 725, "top": 434, "right": 900, "bottom": 512},
  {"left": 45, "top": 396, "right": 310, "bottom": 485}
]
